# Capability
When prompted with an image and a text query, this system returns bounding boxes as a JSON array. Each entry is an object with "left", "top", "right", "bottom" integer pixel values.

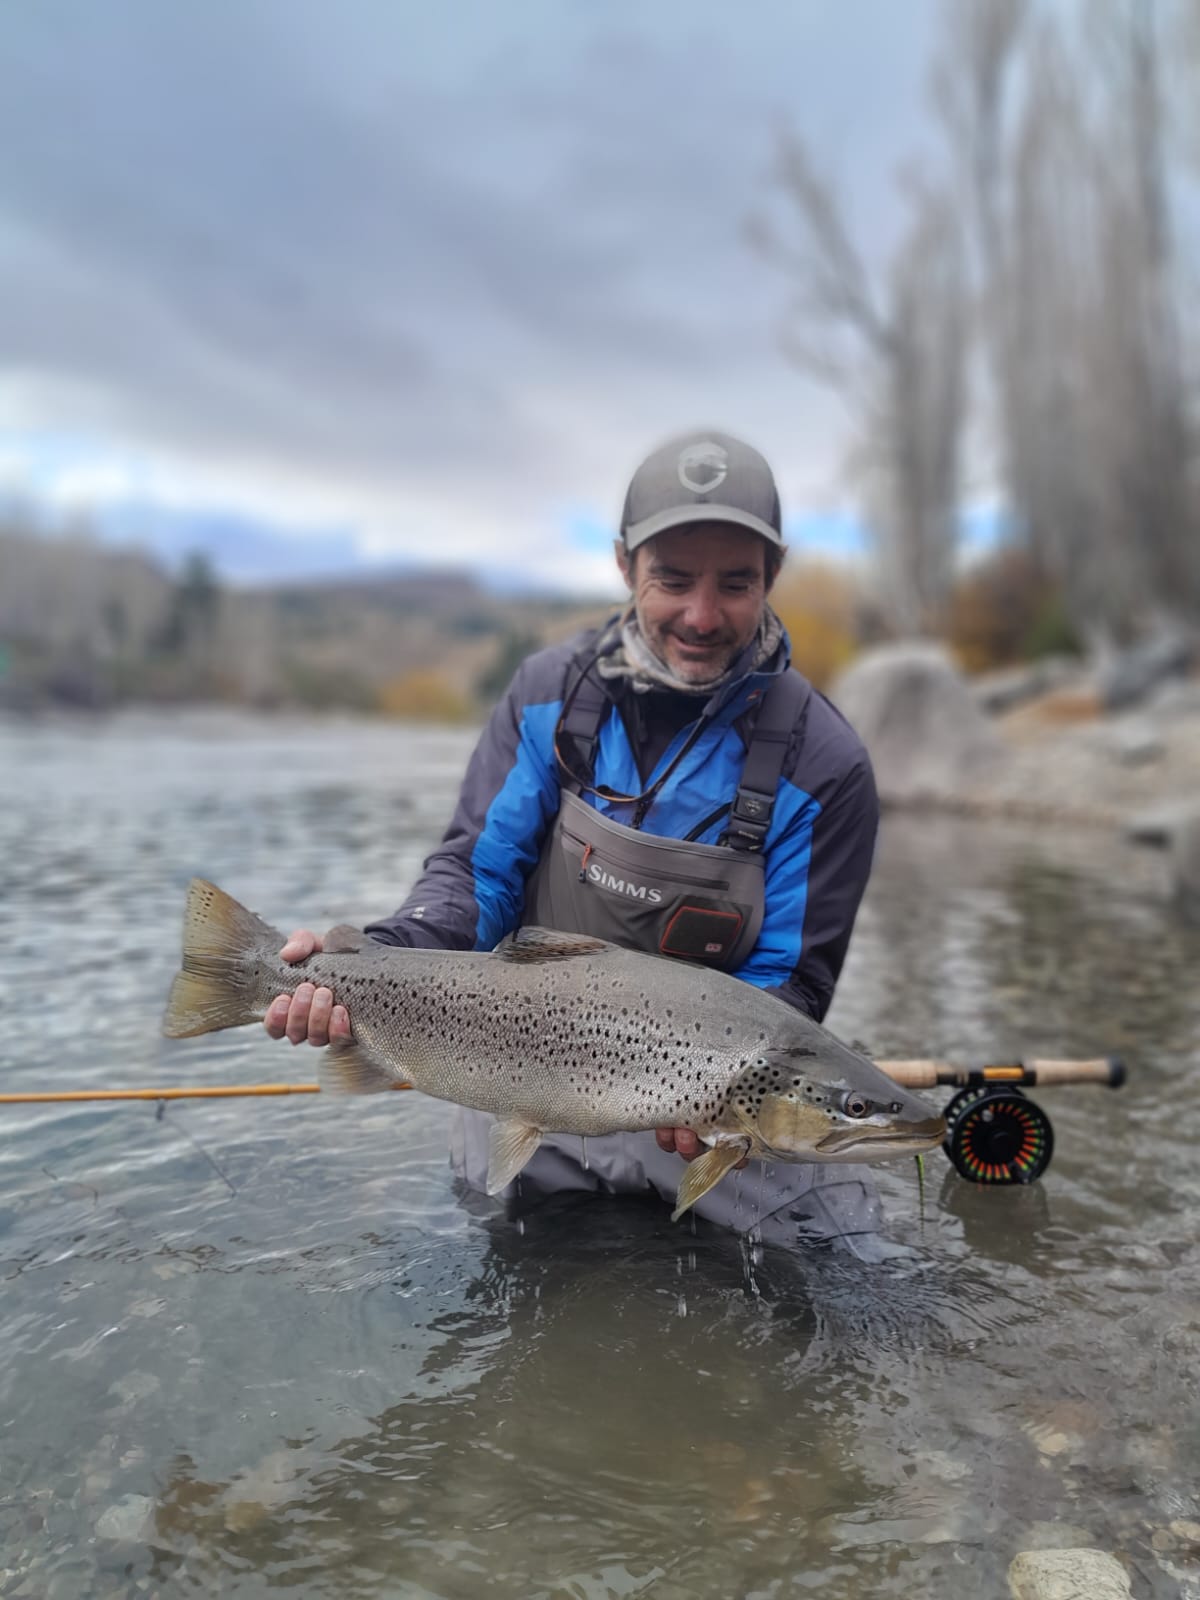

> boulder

[
  {"left": 829, "top": 642, "right": 1005, "bottom": 805},
  {"left": 1008, "top": 1548, "right": 1131, "bottom": 1600}
]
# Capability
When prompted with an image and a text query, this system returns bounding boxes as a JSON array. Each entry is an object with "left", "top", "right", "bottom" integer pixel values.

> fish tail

[{"left": 162, "top": 879, "right": 285, "bottom": 1038}]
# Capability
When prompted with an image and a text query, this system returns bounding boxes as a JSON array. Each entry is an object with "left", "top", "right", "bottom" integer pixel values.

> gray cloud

[{"left": 0, "top": 0, "right": 938, "bottom": 575}]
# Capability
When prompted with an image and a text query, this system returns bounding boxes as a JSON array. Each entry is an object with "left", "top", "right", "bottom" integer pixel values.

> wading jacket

[{"left": 365, "top": 624, "right": 879, "bottom": 1023}]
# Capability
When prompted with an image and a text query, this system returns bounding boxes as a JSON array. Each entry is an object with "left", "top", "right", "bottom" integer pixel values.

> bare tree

[
  {"left": 1096, "top": 0, "right": 1198, "bottom": 626},
  {"left": 938, "top": 0, "right": 1198, "bottom": 649},
  {"left": 753, "top": 140, "right": 968, "bottom": 636}
]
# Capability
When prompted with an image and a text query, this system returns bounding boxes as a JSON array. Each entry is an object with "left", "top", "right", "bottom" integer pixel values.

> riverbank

[{"left": 998, "top": 675, "right": 1200, "bottom": 814}]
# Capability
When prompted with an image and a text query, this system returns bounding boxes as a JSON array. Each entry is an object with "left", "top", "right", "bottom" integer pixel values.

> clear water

[{"left": 1, "top": 711, "right": 1197, "bottom": 1598}]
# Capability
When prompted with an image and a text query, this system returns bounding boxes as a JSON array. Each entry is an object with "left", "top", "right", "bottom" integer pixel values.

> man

[{"left": 267, "top": 430, "right": 882, "bottom": 1246}]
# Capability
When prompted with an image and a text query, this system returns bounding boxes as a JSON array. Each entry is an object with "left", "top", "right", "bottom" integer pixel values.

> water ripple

[{"left": 1, "top": 713, "right": 1195, "bottom": 1600}]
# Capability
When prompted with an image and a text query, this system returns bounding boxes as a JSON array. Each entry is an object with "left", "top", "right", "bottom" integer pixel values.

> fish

[{"left": 163, "top": 879, "right": 946, "bottom": 1220}]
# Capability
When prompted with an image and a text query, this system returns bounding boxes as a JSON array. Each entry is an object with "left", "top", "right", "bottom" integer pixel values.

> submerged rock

[
  {"left": 107, "top": 1372, "right": 160, "bottom": 1404},
  {"left": 1007, "top": 1547, "right": 1131, "bottom": 1599},
  {"left": 829, "top": 643, "right": 1005, "bottom": 805},
  {"left": 95, "top": 1493, "right": 154, "bottom": 1542}
]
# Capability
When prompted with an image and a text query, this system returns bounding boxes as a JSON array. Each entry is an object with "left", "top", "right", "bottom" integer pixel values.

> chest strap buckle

[{"left": 722, "top": 790, "right": 773, "bottom": 852}]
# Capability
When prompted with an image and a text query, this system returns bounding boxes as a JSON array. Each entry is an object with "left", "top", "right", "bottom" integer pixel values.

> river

[{"left": 1, "top": 711, "right": 1197, "bottom": 1598}]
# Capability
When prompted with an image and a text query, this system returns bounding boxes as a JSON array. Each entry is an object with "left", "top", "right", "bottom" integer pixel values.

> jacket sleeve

[
  {"left": 363, "top": 653, "right": 563, "bottom": 952},
  {"left": 734, "top": 754, "right": 879, "bottom": 1022}
]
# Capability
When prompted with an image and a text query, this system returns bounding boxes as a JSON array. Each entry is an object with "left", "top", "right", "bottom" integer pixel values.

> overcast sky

[{"left": 0, "top": 1, "right": 941, "bottom": 592}]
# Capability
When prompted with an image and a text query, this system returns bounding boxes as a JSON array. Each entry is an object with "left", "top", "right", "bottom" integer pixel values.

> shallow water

[{"left": 1, "top": 710, "right": 1197, "bottom": 1598}]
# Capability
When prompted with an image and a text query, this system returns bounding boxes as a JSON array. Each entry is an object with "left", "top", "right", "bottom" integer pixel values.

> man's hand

[
  {"left": 655, "top": 1128, "right": 747, "bottom": 1168},
  {"left": 264, "top": 930, "right": 351, "bottom": 1046}
]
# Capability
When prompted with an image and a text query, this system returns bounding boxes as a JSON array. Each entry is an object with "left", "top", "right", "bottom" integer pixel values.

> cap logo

[{"left": 677, "top": 441, "right": 728, "bottom": 495}]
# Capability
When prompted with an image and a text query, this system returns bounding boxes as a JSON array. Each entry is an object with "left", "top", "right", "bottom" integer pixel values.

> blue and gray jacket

[{"left": 365, "top": 624, "right": 879, "bottom": 1023}]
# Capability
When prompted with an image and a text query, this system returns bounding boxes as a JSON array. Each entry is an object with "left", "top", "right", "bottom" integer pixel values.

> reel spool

[{"left": 942, "top": 1085, "right": 1054, "bottom": 1185}]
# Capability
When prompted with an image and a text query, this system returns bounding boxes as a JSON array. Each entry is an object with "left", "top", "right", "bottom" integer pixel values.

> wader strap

[
  {"left": 557, "top": 657, "right": 612, "bottom": 794},
  {"left": 723, "top": 670, "right": 811, "bottom": 852},
  {"left": 558, "top": 651, "right": 810, "bottom": 847}
]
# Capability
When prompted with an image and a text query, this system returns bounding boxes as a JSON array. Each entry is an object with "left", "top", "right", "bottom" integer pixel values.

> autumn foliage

[
  {"left": 377, "top": 670, "right": 473, "bottom": 722},
  {"left": 945, "top": 547, "right": 1081, "bottom": 674},
  {"left": 770, "top": 561, "right": 862, "bottom": 690}
]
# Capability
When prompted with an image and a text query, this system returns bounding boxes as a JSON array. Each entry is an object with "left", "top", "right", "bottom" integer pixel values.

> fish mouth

[{"left": 815, "top": 1116, "right": 947, "bottom": 1157}]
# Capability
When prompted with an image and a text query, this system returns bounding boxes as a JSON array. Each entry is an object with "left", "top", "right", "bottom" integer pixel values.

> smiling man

[{"left": 269, "top": 430, "right": 884, "bottom": 1250}]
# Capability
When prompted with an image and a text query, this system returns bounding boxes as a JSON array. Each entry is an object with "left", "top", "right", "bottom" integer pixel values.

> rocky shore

[{"left": 830, "top": 642, "right": 1200, "bottom": 917}]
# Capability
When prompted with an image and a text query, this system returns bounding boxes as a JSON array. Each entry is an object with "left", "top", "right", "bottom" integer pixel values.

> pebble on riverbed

[{"left": 1007, "top": 1547, "right": 1131, "bottom": 1600}]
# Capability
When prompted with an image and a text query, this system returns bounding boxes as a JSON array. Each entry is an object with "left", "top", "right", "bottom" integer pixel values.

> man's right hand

[{"left": 264, "top": 930, "right": 352, "bottom": 1047}]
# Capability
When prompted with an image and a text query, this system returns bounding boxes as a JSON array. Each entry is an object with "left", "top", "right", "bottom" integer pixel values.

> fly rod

[
  {"left": 0, "top": 1057, "right": 1125, "bottom": 1105},
  {"left": 880, "top": 1056, "right": 1125, "bottom": 1090}
]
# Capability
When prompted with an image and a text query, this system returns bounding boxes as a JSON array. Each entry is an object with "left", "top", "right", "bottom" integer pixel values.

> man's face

[{"left": 615, "top": 523, "right": 774, "bottom": 685}]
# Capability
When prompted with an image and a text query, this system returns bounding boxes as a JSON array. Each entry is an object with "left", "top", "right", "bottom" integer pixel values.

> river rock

[
  {"left": 1147, "top": 675, "right": 1200, "bottom": 717},
  {"left": 1007, "top": 1548, "right": 1131, "bottom": 1600},
  {"left": 1170, "top": 812, "right": 1200, "bottom": 924},
  {"left": 829, "top": 642, "right": 1005, "bottom": 804},
  {"left": 1095, "top": 629, "right": 1196, "bottom": 710},
  {"left": 1124, "top": 802, "right": 1198, "bottom": 848},
  {"left": 95, "top": 1493, "right": 154, "bottom": 1542},
  {"left": 1105, "top": 720, "right": 1166, "bottom": 767},
  {"left": 970, "top": 657, "right": 1084, "bottom": 714}
]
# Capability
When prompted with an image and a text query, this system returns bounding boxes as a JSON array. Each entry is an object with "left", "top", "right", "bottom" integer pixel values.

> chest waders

[
  {"left": 447, "top": 654, "right": 884, "bottom": 1252},
  {"left": 524, "top": 664, "right": 810, "bottom": 966}
]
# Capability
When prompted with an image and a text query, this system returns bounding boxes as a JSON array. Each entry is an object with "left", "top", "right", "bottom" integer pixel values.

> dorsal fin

[
  {"left": 493, "top": 926, "right": 612, "bottom": 963},
  {"left": 322, "top": 923, "right": 370, "bottom": 955}
]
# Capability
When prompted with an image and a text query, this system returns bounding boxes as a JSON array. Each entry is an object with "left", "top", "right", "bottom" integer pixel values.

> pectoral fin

[
  {"left": 486, "top": 1118, "right": 544, "bottom": 1194},
  {"left": 671, "top": 1144, "right": 749, "bottom": 1223}
]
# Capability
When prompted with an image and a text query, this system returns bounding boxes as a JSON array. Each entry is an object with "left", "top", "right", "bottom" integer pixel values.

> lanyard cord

[{"left": 552, "top": 646, "right": 717, "bottom": 828}]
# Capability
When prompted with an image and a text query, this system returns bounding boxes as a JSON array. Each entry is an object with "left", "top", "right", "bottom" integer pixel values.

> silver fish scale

[{"left": 260, "top": 940, "right": 781, "bottom": 1137}]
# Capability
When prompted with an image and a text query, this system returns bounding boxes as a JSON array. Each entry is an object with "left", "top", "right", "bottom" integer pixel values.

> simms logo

[{"left": 587, "top": 863, "right": 664, "bottom": 903}]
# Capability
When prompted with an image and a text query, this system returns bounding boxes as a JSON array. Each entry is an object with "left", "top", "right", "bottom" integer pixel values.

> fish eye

[{"left": 843, "top": 1092, "right": 872, "bottom": 1119}]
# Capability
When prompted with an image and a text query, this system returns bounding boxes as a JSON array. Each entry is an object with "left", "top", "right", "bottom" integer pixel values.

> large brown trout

[{"left": 163, "top": 879, "right": 945, "bottom": 1219}]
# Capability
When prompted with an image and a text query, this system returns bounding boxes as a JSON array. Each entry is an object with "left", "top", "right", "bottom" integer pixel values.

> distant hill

[{"left": 0, "top": 525, "right": 615, "bottom": 717}]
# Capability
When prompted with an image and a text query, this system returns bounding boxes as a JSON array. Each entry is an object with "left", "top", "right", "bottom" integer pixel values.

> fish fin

[
  {"left": 494, "top": 926, "right": 611, "bottom": 963},
  {"left": 670, "top": 1144, "right": 749, "bottom": 1223},
  {"left": 162, "top": 967, "right": 258, "bottom": 1038},
  {"left": 485, "top": 1118, "right": 544, "bottom": 1193},
  {"left": 162, "top": 880, "right": 286, "bottom": 1038},
  {"left": 319, "top": 1036, "right": 397, "bottom": 1094},
  {"left": 322, "top": 923, "right": 370, "bottom": 954},
  {"left": 179, "top": 878, "right": 284, "bottom": 959}
]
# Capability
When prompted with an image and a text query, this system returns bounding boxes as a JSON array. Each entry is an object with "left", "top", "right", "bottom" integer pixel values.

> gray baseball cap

[{"left": 619, "top": 429, "right": 783, "bottom": 553}]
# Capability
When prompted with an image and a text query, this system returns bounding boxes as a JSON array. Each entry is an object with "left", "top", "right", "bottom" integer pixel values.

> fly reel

[{"left": 942, "top": 1084, "right": 1054, "bottom": 1185}]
